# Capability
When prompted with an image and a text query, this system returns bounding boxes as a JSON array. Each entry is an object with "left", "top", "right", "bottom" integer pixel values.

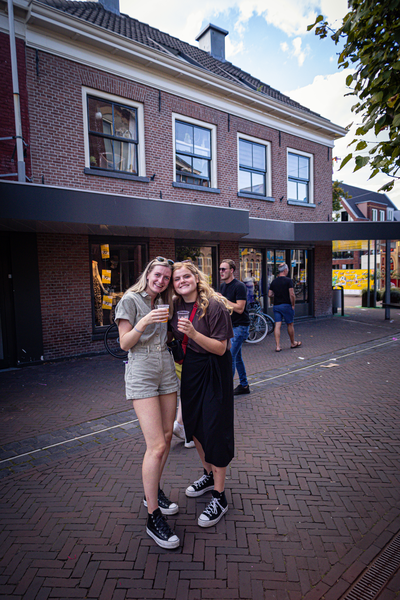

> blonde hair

[
  {"left": 172, "top": 261, "right": 232, "bottom": 318},
  {"left": 126, "top": 257, "right": 174, "bottom": 316}
]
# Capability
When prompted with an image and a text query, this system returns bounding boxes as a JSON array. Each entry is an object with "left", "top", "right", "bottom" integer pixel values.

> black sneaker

[
  {"left": 185, "top": 469, "right": 214, "bottom": 497},
  {"left": 198, "top": 491, "right": 228, "bottom": 527},
  {"left": 143, "top": 488, "right": 179, "bottom": 515},
  {"left": 146, "top": 508, "right": 180, "bottom": 549},
  {"left": 234, "top": 384, "right": 250, "bottom": 395}
]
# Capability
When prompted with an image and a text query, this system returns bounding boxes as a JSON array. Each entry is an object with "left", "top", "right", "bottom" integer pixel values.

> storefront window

[
  {"left": 239, "top": 248, "right": 263, "bottom": 307},
  {"left": 176, "top": 244, "right": 216, "bottom": 287},
  {"left": 290, "top": 249, "right": 308, "bottom": 303},
  {"left": 91, "top": 241, "right": 146, "bottom": 328}
]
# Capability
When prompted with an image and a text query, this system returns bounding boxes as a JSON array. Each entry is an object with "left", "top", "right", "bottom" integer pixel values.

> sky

[{"left": 120, "top": 0, "right": 400, "bottom": 209}]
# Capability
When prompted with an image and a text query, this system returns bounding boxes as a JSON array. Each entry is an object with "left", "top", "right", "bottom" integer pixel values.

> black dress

[{"left": 171, "top": 298, "right": 234, "bottom": 468}]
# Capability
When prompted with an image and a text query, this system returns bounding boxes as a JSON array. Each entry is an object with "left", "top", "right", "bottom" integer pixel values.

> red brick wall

[
  {"left": 0, "top": 32, "right": 31, "bottom": 179},
  {"left": 314, "top": 244, "right": 333, "bottom": 317},
  {"left": 25, "top": 48, "right": 332, "bottom": 222},
  {"left": 37, "top": 233, "right": 104, "bottom": 360}
]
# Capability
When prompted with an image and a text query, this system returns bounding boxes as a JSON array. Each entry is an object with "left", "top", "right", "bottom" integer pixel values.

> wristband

[{"left": 134, "top": 326, "right": 144, "bottom": 333}]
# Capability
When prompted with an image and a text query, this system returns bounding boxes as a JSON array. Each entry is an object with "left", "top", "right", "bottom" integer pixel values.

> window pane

[
  {"left": 288, "top": 153, "right": 298, "bottom": 177},
  {"left": 113, "top": 104, "right": 137, "bottom": 141},
  {"left": 239, "top": 139, "right": 252, "bottom": 167},
  {"left": 298, "top": 182, "right": 308, "bottom": 202},
  {"left": 176, "top": 153, "right": 192, "bottom": 173},
  {"left": 252, "top": 144, "right": 265, "bottom": 170},
  {"left": 252, "top": 172, "right": 265, "bottom": 195},
  {"left": 298, "top": 156, "right": 309, "bottom": 180},
  {"left": 88, "top": 97, "right": 113, "bottom": 133},
  {"left": 193, "top": 158, "right": 209, "bottom": 179},
  {"left": 176, "top": 122, "right": 193, "bottom": 154},
  {"left": 89, "top": 134, "right": 112, "bottom": 169},
  {"left": 288, "top": 180, "right": 297, "bottom": 200},
  {"left": 193, "top": 127, "right": 211, "bottom": 158},
  {"left": 114, "top": 140, "right": 137, "bottom": 173},
  {"left": 239, "top": 169, "right": 252, "bottom": 193}
]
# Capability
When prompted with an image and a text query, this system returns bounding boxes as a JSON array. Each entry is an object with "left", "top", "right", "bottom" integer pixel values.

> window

[
  {"left": 387, "top": 208, "right": 394, "bottom": 221},
  {"left": 91, "top": 241, "right": 146, "bottom": 329},
  {"left": 287, "top": 149, "right": 313, "bottom": 204},
  {"left": 83, "top": 88, "right": 146, "bottom": 178},
  {"left": 371, "top": 208, "right": 378, "bottom": 221},
  {"left": 175, "top": 120, "right": 211, "bottom": 187},
  {"left": 380, "top": 210, "right": 385, "bottom": 221},
  {"left": 238, "top": 139, "right": 266, "bottom": 195},
  {"left": 237, "top": 134, "right": 271, "bottom": 198}
]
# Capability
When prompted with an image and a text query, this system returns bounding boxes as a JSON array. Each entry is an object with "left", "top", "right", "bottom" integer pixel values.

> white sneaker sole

[
  {"left": 146, "top": 527, "right": 180, "bottom": 549},
  {"left": 143, "top": 498, "right": 179, "bottom": 515},
  {"left": 185, "top": 484, "right": 214, "bottom": 498},
  {"left": 198, "top": 504, "right": 228, "bottom": 527}
]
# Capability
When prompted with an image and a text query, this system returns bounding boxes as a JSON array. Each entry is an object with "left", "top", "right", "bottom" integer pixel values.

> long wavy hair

[
  {"left": 126, "top": 257, "right": 174, "bottom": 316},
  {"left": 172, "top": 261, "right": 232, "bottom": 319}
]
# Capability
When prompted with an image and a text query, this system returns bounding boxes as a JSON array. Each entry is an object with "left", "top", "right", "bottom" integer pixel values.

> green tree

[
  {"left": 332, "top": 180, "right": 352, "bottom": 221},
  {"left": 309, "top": 0, "right": 400, "bottom": 192}
]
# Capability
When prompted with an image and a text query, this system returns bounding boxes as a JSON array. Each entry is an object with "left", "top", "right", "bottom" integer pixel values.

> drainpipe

[{"left": 8, "top": 0, "right": 26, "bottom": 182}]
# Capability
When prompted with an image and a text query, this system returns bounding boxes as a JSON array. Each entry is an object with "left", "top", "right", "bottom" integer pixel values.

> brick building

[{"left": 0, "top": 0, "right": 350, "bottom": 368}]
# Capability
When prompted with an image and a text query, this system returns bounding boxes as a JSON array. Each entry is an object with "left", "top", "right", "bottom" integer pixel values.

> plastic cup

[
  {"left": 177, "top": 311, "right": 190, "bottom": 320},
  {"left": 157, "top": 304, "right": 169, "bottom": 322}
]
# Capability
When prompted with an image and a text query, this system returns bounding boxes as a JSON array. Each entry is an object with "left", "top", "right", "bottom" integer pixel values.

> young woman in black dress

[{"left": 170, "top": 261, "right": 235, "bottom": 527}]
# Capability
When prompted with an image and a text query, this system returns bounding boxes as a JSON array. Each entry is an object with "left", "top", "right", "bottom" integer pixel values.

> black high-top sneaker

[
  {"left": 198, "top": 490, "right": 228, "bottom": 527},
  {"left": 146, "top": 508, "right": 179, "bottom": 549},
  {"left": 143, "top": 488, "right": 179, "bottom": 515},
  {"left": 185, "top": 469, "right": 214, "bottom": 497}
]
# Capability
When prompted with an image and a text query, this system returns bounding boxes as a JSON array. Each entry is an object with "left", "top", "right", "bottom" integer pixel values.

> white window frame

[
  {"left": 172, "top": 113, "right": 217, "bottom": 188},
  {"left": 380, "top": 209, "right": 385, "bottom": 221},
  {"left": 287, "top": 148, "right": 314, "bottom": 204},
  {"left": 82, "top": 87, "right": 146, "bottom": 176},
  {"left": 237, "top": 133, "right": 272, "bottom": 197},
  {"left": 371, "top": 208, "right": 378, "bottom": 221},
  {"left": 387, "top": 208, "right": 394, "bottom": 221}
]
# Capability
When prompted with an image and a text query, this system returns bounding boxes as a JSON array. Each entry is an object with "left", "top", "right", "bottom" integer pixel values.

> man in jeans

[{"left": 220, "top": 259, "right": 250, "bottom": 395}]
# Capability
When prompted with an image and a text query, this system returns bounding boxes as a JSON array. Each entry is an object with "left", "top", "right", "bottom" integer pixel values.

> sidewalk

[{"left": 0, "top": 306, "right": 399, "bottom": 599}]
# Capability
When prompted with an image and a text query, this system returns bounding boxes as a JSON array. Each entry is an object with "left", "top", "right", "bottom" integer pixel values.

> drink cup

[
  {"left": 157, "top": 304, "right": 169, "bottom": 322},
  {"left": 177, "top": 310, "right": 190, "bottom": 320}
]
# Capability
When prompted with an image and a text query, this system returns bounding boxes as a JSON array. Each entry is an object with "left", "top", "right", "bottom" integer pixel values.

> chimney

[
  {"left": 98, "top": 0, "right": 120, "bottom": 15},
  {"left": 196, "top": 23, "right": 228, "bottom": 62}
]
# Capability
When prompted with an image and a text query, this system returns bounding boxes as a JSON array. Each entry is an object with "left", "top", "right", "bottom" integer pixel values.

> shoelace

[
  {"left": 158, "top": 488, "right": 171, "bottom": 506},
  {"left": 203, "top": 497, "right": 220, "bottom": 517},
  {"left": 152, "top": 512, "right": 174, "bottom": 538},
  {"left": 193, "top": 473, "right": 210, "bottom": 489}
]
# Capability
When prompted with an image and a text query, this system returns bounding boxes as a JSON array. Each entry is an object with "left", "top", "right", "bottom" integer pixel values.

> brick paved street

[{"left": 0, "top": 305, "right": 399, "bottom": 599}]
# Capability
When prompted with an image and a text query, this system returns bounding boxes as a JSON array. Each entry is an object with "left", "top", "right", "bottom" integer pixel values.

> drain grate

[{"left": 341, "top": 532, "right": 400, "bottom": 600}]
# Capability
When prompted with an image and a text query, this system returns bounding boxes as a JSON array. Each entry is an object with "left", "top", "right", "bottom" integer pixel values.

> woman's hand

[
  {"left": 177, "top": 317, "right": 195, "bottom": 338},
  {"left": 140, "top": 307, "right": 169, "bottom": 328}
]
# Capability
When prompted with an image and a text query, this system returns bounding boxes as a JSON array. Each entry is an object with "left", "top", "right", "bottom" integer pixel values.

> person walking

[
  {"left": 268, "top": 262, "right": 302, "bottom": 352},
  {"left": 219, "top": 259, "right": 251, "bottom": 395},
  {"left": 170, "top": 261, "right": 234, "bottom": 528},
  {"left": 115, "top": 257, "right": 180, "bottom": 550}
]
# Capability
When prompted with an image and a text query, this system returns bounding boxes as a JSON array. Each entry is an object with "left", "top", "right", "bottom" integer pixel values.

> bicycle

[
  {"left": 104, "top": 308, "right": 128, "bottom": 359},
  {"left": 245, "top": 301, "right": 275, "bottom": 344}
]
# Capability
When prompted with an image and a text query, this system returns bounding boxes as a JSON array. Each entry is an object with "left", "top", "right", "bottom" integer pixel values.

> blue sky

[{"left": 120, "top": 0, "right": 400, "bottom": 208}]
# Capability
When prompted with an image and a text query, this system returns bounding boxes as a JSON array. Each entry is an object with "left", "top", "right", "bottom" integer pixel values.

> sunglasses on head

[{"left": 155, "top": 256, "right": 174, "bottom": 266}]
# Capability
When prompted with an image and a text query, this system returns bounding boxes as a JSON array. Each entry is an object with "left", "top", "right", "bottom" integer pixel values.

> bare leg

[
  {"left": 176, "top": 397, "right": 183, "bottom": 425},
  {"left": 274, "top": 321, "right": 282, "bottom": 351},
  {"left": 133, "top": 391, "right": 176, "bottom": 514},
  {"left": 287, "top": 323, "right": 295, "bottom": 346},
  {"left": 211, "top": 465, "right": 227, "bottom": 493}
]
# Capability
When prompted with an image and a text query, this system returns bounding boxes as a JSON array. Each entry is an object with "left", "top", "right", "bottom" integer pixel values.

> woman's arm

[
  {"left": 176, "top": 319, "right": 227, "bottom": 356},
  {"left": 118, "top": 308, "right": 168, "bottom": 351}
]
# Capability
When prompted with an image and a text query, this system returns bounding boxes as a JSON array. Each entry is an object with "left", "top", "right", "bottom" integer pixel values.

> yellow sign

[
  {"left": 102, "top": 269, "right": 111, "bottom": 284},
  {"left": 102, "top": 294, "right": 113, "bottom": 310},
  {"left": 333, "top": 240, "right": 368, "bottom": 251},
  {"left": 332, "top": 269, "right": 373, "bottom": 289},
  {"left": 101, "top": 244, "right": 110, "bottom": 259}
]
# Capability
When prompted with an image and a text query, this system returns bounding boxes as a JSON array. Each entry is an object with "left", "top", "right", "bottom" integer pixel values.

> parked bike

[
  {"left": 104, "top": 320, "right": 128, "bottom": 359},
  {"left": 246, "top": 301, "right": 275, "bottom": 344}
]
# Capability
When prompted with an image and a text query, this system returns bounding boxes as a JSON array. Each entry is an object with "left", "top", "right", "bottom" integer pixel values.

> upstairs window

[
  {"left": 371, "top": 208, "right": 378, "bottom": 221},
  {"left": 387, "top": 208, "right": 394, "bottom": 221},
  {"left": 288, "top": 151, "right": 311, "bottom": 203},
  {"left": 380, "top": 209, "right": 385, "bottom": 221},
  {"left": 175, "top": 120, "right": 211, "bottom": 187},
  {"left": 238, "top": 139, "right": 266, "bottom": 195}
]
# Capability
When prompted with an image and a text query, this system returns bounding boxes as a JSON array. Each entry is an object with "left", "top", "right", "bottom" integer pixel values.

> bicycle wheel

[
  {"left": 246, "top": 312, "right": 268, "bottom": 343},
  {"left": 104, "top": 322, "right": 128, "bottom": 359},
  {"left": 263, "top": 313, "right": 275, "bottom": 334}
]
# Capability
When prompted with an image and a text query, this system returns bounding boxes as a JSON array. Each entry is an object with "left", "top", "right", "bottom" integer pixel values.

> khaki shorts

[{"left": 125, "top": 346, "right": 179, "bottom": 400}]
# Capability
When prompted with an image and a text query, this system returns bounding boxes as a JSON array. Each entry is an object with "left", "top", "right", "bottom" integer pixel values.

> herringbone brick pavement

[{"left": 0, "top": 306, "right": 399, "bottom": 599}]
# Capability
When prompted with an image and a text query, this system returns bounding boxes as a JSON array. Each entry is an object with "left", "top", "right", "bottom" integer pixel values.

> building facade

[{"left": 0, "top": 0, "right": 348, "bottom": 368}]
